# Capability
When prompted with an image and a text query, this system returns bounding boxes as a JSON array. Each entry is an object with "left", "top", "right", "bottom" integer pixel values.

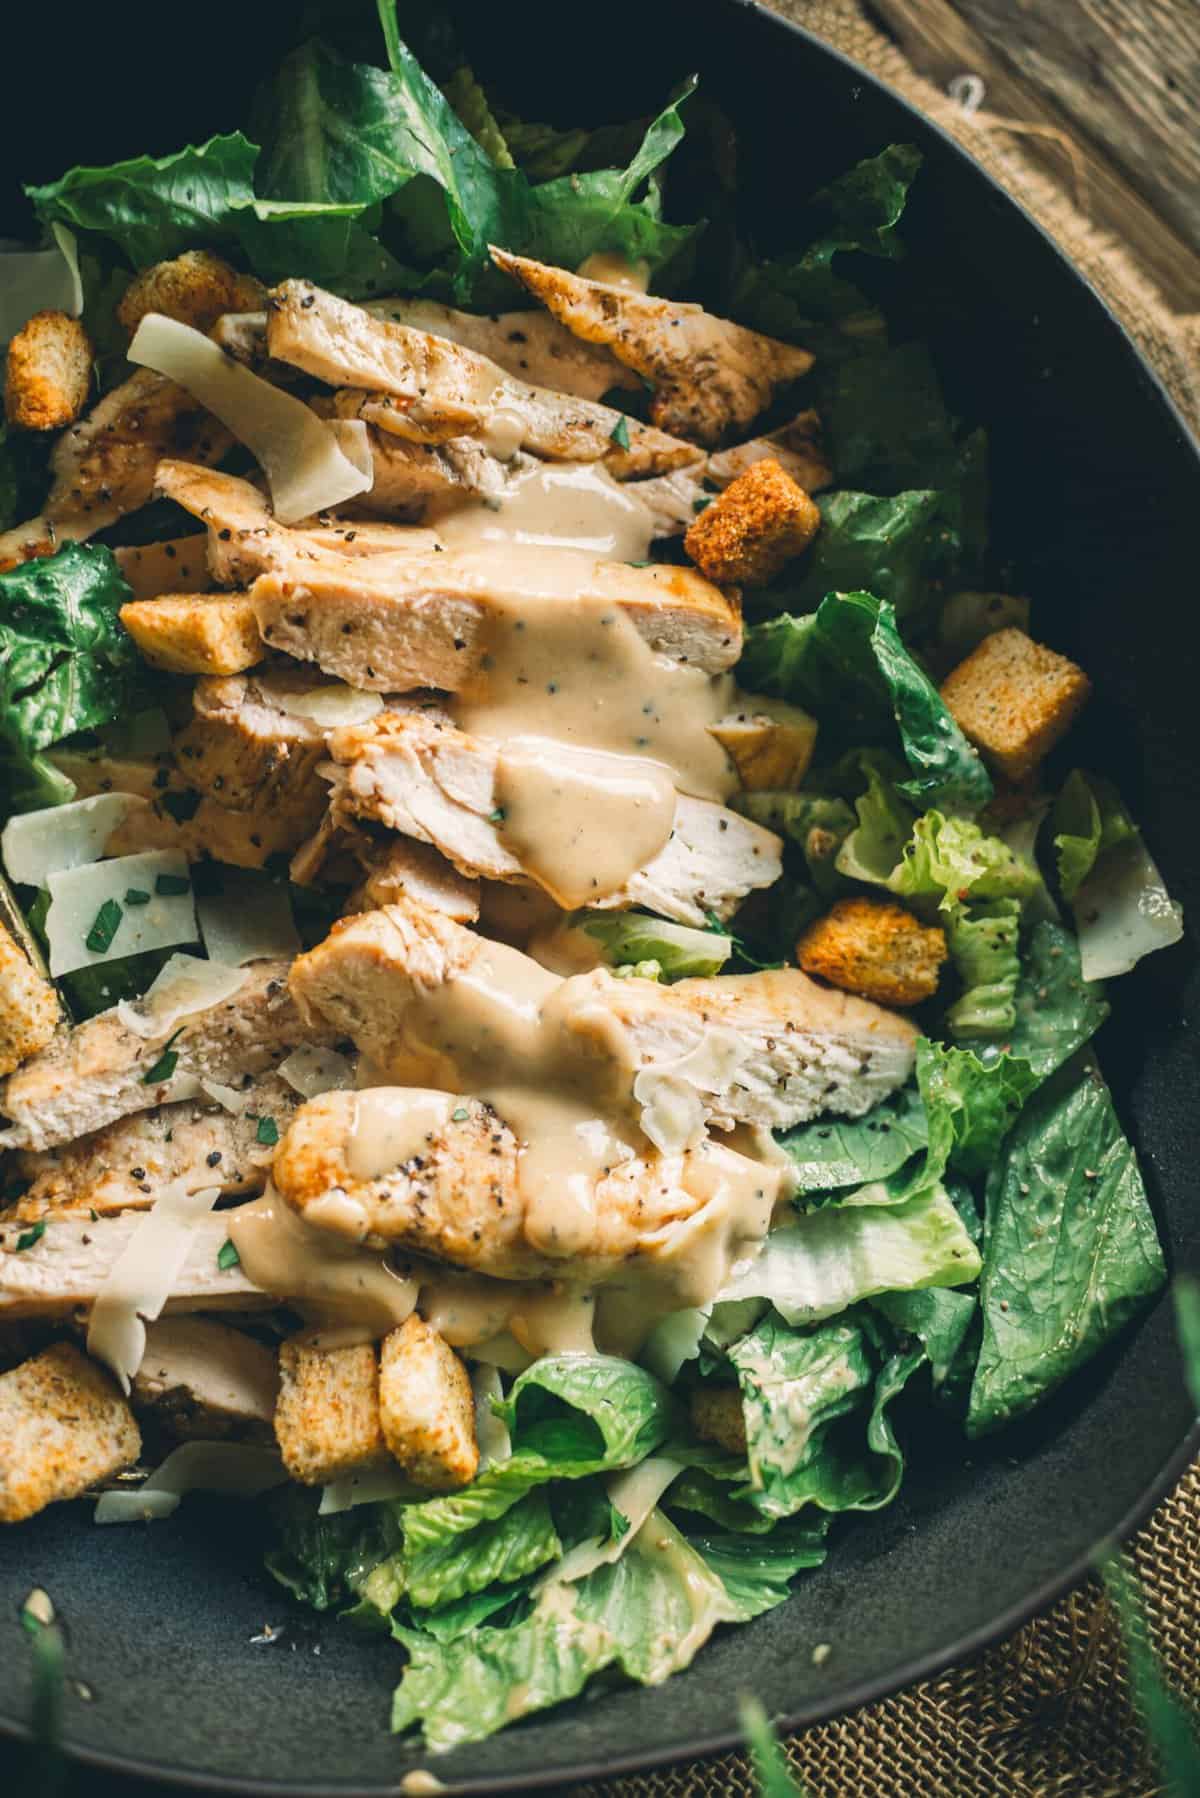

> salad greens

[{"left": 1, "top": 0, "right": 1183, "bottom": 1760}]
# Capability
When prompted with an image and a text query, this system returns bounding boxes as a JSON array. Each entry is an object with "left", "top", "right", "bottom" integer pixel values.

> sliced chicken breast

[
  {"left": 490, "top": 249, "right": 814, "bottom": 445},
  {"left": 325, "top": 710, "right": 781, "bottom": 926},
  {"left": 104, "top": 785, "right": 326, "bottom": 871},
  {"left": 251, "top": 543, "right": 741, "bottom": 693},
  {"left": 363, "top": 298, "right": 637, "bottom": 400},
  {"left": 132, "top": 1317, "right": 279, "bottom": 1440},
  {"left": 114, "top": 535, "right": 212, "bottom": 603},
  {"left": 10, "top": 1073, "right": 301, "bottom": 1222},
  {"left": 0, "top": 372, "right": 230, "bottom": 568},
  {"left": 330, "top": 393, "right": 511, "bottom": 514},
  {"left": 265, "top": 281, "right": 700, "bottom": 478},
  {"left": 0, "top": 960, "right": 335, "bottom": 1152},
  {"left": 273, "top": 1089, "right": 776, "bottom": 1295},
  {"left": 173, "top": 666, "right": 352, "bottom": 811},
  {"left": 0, "top": 1211, "right": 263, "bottom": 1317}
]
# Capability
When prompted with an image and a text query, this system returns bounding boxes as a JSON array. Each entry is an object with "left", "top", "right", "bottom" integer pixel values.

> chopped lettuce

[
  {"left": 872, "top": 1287, "right": 977, "bottom": 1388},
  {"left": 914, "top": 1038, "right": 1038, "bottom": 1180},
  {"left": 741, "top": 594, "right": 991, "bottom": 812},
  {"left": 967, "top": 1065, "right": 1167, "bottom": 1436},
  {"left": 942, "top": 897, "right": 1022, "bottom": 1040},
  {"left": 689, "top": 1517, "right": 828, "bottom": 1620},
  {"left": 719, "top": 1183, "right": 980, "bottom": 1324},
  {"left": 581, "top": 911, "right": 733, "bottom": 979},
  {"left": 734, "top": 793, "right": 855, "bottom": 898},
  {"left": 400, "top": 1490, "right": 560, "bottom": 1611},
  {"left": 0, "top": 546, "right": 152, "bottom": 815},
  {"left": 1052, "top": 769, "right": 1137, "bottom": 902},
  {"left": 776, "top": 1083, "right": 930, "bottom": 1196},
  {"left": 758, "top": 489, "right": 943, "bottom": 626},
  {"left": 266, "top": 1488, "right": 399, "bottom": 1612},
  {"left": 1008, "top": 920, "right": 1109, "bottom": 1079}
]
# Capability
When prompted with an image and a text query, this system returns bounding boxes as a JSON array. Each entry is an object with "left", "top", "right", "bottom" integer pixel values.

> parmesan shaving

[
  {"left": 0, "top": 224, "right": 82, "bottom": 343},
  {"left": 127, "top": 312, "right": 373, "bottom": 523},
  {"left": 540, "top": 1457, "right": 680, "bottom": 1588},
  {"left": 94, "top": 1441, "right": 285, "bottom": 1524},
  {"left": 634, "top": 1028, "right": 745, "bottom": 1155},
  {"left": 276, "top": 686, "right": 384, "bottom": 729},
  {"left": 196, "top": 869, "right": 300, "bottom": 966},
  {"left": 2, "top": 792, "right": 149, "bottom": 887},
  {"left": 278, "top": 1045, "right": 356, "bottom": 1099},
  {"left": 200, "top": 1078, "right": 249, "bottom": 1114},
  {"left": 86, "top": 1184, "right": 222, "bottom": 1393},
  {"left": 45, "top": 851, "right": 198, "bottom": 978},
  {"left": 116, "top": 953, "right": 247, "bottom": 1038},
  {"left": 318, "top": 1465, "right": 423, "bottom": 1516},
  {"left": 470, "top": 1362, "right": 510, "bottom": 1470}
]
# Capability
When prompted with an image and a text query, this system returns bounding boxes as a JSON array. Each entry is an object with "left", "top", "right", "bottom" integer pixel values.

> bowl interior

[{"left": 1, "top": 1, "right": 1198, "bottom": 1790}]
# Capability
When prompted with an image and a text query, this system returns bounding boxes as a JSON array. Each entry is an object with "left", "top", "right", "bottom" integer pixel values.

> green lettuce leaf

[
  {"left": 391, "top": 1509, "right": 734, "bottom": 1750},
  {"left": 775, "top": 1083, "right": 930, "bottom": 1195},
  {"left": 687, "top": 1517, "right": 828, "bottom": 1620},
  {"left": 265, "top": 1488, "right": 399, "bottom": 1612},
  {"left": 1052, "top": 769, "right": 1137, "bottom": 902},
  {"left": 580, "top": 911, "right": 733, "bottom": 979},
  {"left": 914, "top": 1038, "right": 1038, "bottom": 1179},
  {"left": 967, "top": 1066, "right": 1167, "bottom": 1436},
  {"left": 402, "top": 1489, "right": 560, "bottom": 1611},
  {"left": 741, "top": 594, "right": 991, "bottom": 811},
  {"left": 1008, "top": 920, "right": 1109, "bottom": 1078},
  {"left": 871, "top": 1287, "right": 977, "bottom": 1387},
  {"left": 0, "top": 545, "right": 152, "bottom": 814},
  {"left": 720, "top": 1184, "right": 981, "bottom": 1325},
  {"left": 942, "top": 896, "right": 1022, "bottom": 1040},
  {"left": 1051, "top": 774, "right": 1183, "bottom": 981},
  {"left": 441, "top": 68, "right": 516, "bottom": 168},
  {"left": 759, "top": 490, "right": 943, "bottom": 626},
  {"left": 27, "top": 134, "right": 258, "bottom": 268}
]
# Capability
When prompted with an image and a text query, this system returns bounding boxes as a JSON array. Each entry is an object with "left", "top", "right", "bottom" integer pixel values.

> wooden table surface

[{"left": 869, "top": 0, "right": 1200, "bottom": 311}]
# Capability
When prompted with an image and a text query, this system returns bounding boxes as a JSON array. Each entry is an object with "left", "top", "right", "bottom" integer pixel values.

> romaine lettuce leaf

[
  {"left": 688, "top": 1518, "right": 828, "bottom": 1620},
  {"left": 720, "top": 1184, "right": 981, "bottom": 1325},
  {"left": 1052, "top": 769, "right": 1137, "bottom": 902},
  {"left": 758, "top": 490, "right": 943, "bottom": 626},
  {"left": 1008, "top": 920, "right": 1109, "bottom": 1079},
  {"left": 775, "top": 1083, "right": 930, "bottom": 1195},
  {"left": 401, "top": 1489, "right": 560, "bottom": 1610},
  {"left": 27, "top": 134, "right": 258, "bottom": 268},
  {"left": 580, "top": 911, "right": 733, "bottom": 979},
  {"left": 740, "top": 594, "right": 991, "bottom": 811},
  {"left": 942, "top": 896, "right": 1022, "bottom": 1040},
  {"left": 914, "top": 1038, "right": 1038, "bottom": 1179},
  {"left": 0, "top": 545, "right": 152, "bottom": 815},
  {"left": 872, "top": 1287, "right": 977, "bottom": 1387},
  {"left": 265, "top": 1487, "right": 399, "bottom": 1612},
  {"left": 967, "top": 1065, "right": 1167, "bottom": 1436}
]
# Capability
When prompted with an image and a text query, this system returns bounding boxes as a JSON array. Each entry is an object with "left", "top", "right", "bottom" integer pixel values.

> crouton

[
  {"left": 0, "top": 1342, "right": 140, "bottom": 1523},
  {"left": 120, "top": 592, "right": 262, "bottom": 675},
  {"left": 940, "top": 628, "right": 1091, "bottom": 784},
  {"left": 5, "top": 310, "right": 93, "bottom": 431},
  {"left": 689, "top": 1386, "right": 747, "bottom": 1456},
  {"left": 116, "top": 252, "right": 265, "bottom": 338},
  {"left": 797, "top": 896, "right": 948, "bottom": 1008},
  {"left": 684, "top": 458, "right": 820, "bottom": 587},
  {"left": 710, "top": 698, "right": 819, "bottom": 790},
  {"left": 273, "top": 1338, "right": 384, "bottom": 1486},
  {"left": 379, "top": 1315, "right": 478, "bottom": 1490},
  {"left": 0, "top": 920, "right": 61, "bottom": 1078}
]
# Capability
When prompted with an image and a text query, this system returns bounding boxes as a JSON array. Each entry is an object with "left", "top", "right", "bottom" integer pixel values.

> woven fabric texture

[{"left": 573, "top": 3, "right": 1200, "bottom": 1793}]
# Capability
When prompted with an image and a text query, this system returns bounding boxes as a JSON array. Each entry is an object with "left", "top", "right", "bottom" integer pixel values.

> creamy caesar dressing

[
  {"left": 228, "top": 1187, "right": 418, "bottom": 1336},
  {"left": 436, "top": 461, "right": 656, "bottom": 561},
  {"left": 347, "top": 1087, "right": 456, "bottom": 1180},
  {"left": 576, "top": 251, "right": 652, "bottom": 293}
]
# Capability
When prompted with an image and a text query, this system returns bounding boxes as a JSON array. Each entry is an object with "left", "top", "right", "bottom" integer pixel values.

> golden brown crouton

[
  {"left": 0, "top": 921, "right": 61, "bottom": 1078},
  {"left": 797, "top": 897, "right": 948, "bottom": 1008},
  {"left": 116, "top": 251, "right": 265, "bottom": 338},
  {"left": 710, "top": 698, "right": 819, "bottom": 791},
  {"left": 689, "top": 1386, "right": 747, "bottom": 1456},
  {"left": 120, "top": 592, "right": 262, "bottom": 675},
  {"left": 940, "top": 628, "right": 1091, "bottom": 784},
  {"left": 274, "top": 1338, "right": 384, "bottom": 1486},
  {"left": 684, "top": 459, "right": 820, "bottom": 588},
  {"left": 0, "top": 1342, "right": 140, "bottom": 1523},
  {"left": 5, "top": 311, "right": 93, "bottom": 431},
  {"left": 379, "top": 1315, "right": 478, "bottom": 1490}
]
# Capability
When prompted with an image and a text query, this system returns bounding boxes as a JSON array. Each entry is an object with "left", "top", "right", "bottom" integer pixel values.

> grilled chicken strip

[
  {"left": 105, "top": 784, "right": 326, "bottom": 872},
  {"left": 325, "top": 710, "right": 781, "bottom": 926},
  {"left": 114, "top": 535, "right": 212, "bottom": 603},
  {"left": 264, "top": 281, "right": 701, "bottom": 478},
  {"left": 636, "top": 409, "right": 834, "bottom": 537},
  {"left": 0, "top": 960, "right": 335, "bottom": 1152},
  {"left": 251, "top": 543, "right": 740, "bottom": 693},
  {"left": 273, "top": 1089, "right": 776, "bottom": 1296},
  {"left": 153, "top": 459, "right": 441, "bottom": 585},
  {"left": 133, "top": 1317, "right": 279, "bottom": 1441},
  {"left": 0, "top": 1212, "right": 262, "bottom": 1317},
  {"left": 490, "top": 249, "right": 814, "bottom": 446},
  {"left": 329, "top": 392, "right": 512, "bottom": 514},
  {"left": 9, "top": 1073, "right": 301, "bottom": 1222},
  {"left": 288, "top": 900, "right": 916, "bottom": 1132},
  {"left": 0, "top": 372, "right": 230, "bottom": 568}
]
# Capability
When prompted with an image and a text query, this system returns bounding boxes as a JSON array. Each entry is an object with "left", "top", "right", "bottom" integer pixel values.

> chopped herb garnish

[
  {"left": 89, "top": 1208, "right": 99, "bottom": 1222},
  {"left": 155, "top": 872, "right": 191, "bottom": 897},
  {"left": 451, "top": 1106, "right": 469, "bottom": 1122},
  {"left": 692, "top": 496, "right": 712, "bottom": 514},
  {"left": 85, "top": 897, "right": 123, "bottom": 954},
  {"left": 489, "top": 807, "right": 506, "bottom": 824},
  {"left": 161, "top": 789, "right": 201, "bottom": 824},
  {"left": 609, "top": 415, "right": 631, "bottom": 451},
  {"left": 142, "top": 1026, "right": 185, "bottom": 1085},
  {"left": 217, "top": 1239, "right": 241, "bottom": 1271},
  {"left": 256, "top": 1115, "right": 279, "bottom": 1146},
  {"left": 627, "top": 560, "right": 651, "bottom": 568},
  {"left": 15, "top": 1221, "right": 45, "bottom": 1251},
  {"left": 124, "top": 887, "right": 151, "bottom": 906}
]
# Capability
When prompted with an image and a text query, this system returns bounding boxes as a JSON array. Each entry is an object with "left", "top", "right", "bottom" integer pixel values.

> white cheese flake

[
  {"left": 116, "top": 952, "right": 247, "bottom": 1038},
  {"left": 94, "top": 1441, "right": 285, "bottom": 1524},
  {"left": 196, "top": 869, "right": 300, "bottom": 966},
  {"left": 278, "top": 1045, "right": 356, "bottom": 1099},
  {"left": 86, "top": 1183, "right": 222, "bottom": 1393},
  {"left": 45, "top": 851, "right": 197, "bottom": 978},
  {"left": 2, "top": 792, "right": 149, "bottom": 888}
]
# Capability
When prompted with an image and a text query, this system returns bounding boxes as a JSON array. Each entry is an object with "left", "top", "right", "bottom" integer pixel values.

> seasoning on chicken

[
  {"left": 490, "top": 248, "right": 814, "bottom": 445},
  {"left": 0, "top": 918, "right": 61, "bottom": 1078}
]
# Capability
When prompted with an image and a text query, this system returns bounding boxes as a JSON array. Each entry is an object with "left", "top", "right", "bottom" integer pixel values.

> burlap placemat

[{"left": 571, "top": 5, "right": 1200, "bottom": 1793}]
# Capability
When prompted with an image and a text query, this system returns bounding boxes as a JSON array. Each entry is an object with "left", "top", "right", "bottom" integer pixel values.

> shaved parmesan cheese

[
  {"left": 116, "top": 952, "right": 247, "bottom": 1038},
  {"left": 542, "top": 1458, "right": 681, "bottom": 1588},
  {"left": 45, "top": 851, "right": 197, "bottom": 978},
  {"left": 1074, "top": 835, "right": 1185, "bottom": 981},
  {"left": 200, "top": 1077, "right": 249, "bottom": 1114},
  {"left": 2, "top": 792, "right": 149, "bottom": 887},
  {"left": 471, "top": 1362, "right": 510, "bottom": 1470},
  {"left": 94, "top": 1441, "right": 285, "bottom": 1524},
  {"left": 318, "top": 1465, "right": 423, "bottom": 1516},
  {"left": 278, "top": 1045, "right": 356, "bottom": 1099},
  {"left": 277, "top": 686, "right": 384, "bottom": 729},
  {"left": 86, "top": 1184, "right": 221, "bottom": 1393},
  {"left": 196, "top": 869, "right": 300, "bottom": 966},
  {"left": 634, "top": 1028, "right": 746, "bottom": 1155},
  {"left": 127, "top": 312, "right": 373, "bottom": 524},
  {"left": 0, "top": 224, "right": 83, "bottom": 343}
]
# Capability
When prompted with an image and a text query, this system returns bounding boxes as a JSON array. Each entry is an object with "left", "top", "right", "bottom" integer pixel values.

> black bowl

[{"left": 2, "top": 1, "right": 1199, "bottom": 1790}]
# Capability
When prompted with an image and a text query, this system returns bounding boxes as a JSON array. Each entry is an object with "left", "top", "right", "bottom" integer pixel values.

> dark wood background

[{"left": 870, "top": 0, "right": 1200, "bottom": 311}]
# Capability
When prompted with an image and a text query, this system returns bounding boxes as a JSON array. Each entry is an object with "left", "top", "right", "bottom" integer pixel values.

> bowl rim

[{"left": 4, "top": 2, "right": 1200, "bottom": 1790}]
